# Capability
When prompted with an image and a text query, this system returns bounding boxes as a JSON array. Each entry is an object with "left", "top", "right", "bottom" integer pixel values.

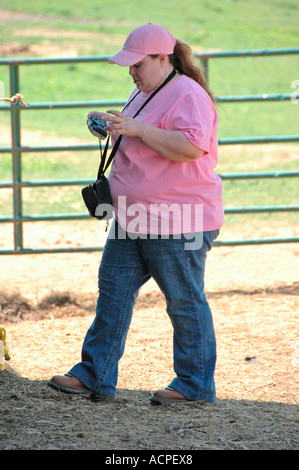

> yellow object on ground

[{"left": 0, "top": 327, "right": 11, "bottom": 371}]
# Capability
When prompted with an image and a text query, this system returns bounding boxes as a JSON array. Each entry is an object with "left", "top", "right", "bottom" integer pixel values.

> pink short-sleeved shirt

[{"left": 108, "top": 74, "right": 223, "bottom": 234}]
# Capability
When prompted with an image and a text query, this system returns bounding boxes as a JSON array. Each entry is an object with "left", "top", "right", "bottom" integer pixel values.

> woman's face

[{"left": 129, "top": 55, "right": 168, "bottom": 93}]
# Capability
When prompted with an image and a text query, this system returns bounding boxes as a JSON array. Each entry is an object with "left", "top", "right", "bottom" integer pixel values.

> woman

[{"left": 48, "top": 23, "right": 223, "bottom": 404}]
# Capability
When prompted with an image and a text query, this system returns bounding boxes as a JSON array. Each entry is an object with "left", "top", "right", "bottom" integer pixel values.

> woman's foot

[
  {"left": 150, "top": 386, "right": 191, "bottom": 404},
  {"left": 47, "top": 373, "right": 91, "bottom": 395}
]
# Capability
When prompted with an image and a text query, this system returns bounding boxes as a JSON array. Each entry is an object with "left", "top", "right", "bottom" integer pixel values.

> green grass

[
  {"left": 0, "top": 0, "right": 298, "bottom": 139},
  {"left": 0, "top": 0, "right": 298, "bottom": 50},
  {"left": 0, "top": 0, "right": 298, "bottom": 231}
]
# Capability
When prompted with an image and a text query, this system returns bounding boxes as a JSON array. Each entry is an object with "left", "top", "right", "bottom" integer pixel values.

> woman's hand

[
  {"left": 87, "top": 110, "right": 204, "bottom": 162},
  {"left": 106, "top": 110, "right": 144, "bottom": 137},
  {"left": 87, "top": 110, "right": 144, "bottom": 138}
]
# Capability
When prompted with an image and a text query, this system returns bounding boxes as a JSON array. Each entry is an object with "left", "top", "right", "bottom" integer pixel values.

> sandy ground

[{"left": 0, "top": 220, "right": 298, "bottom": 451}]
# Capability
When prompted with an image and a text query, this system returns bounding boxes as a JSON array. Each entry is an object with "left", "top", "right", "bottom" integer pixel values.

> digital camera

[{"left": 87, "top": 114, "right": 107, "bottom": 140}]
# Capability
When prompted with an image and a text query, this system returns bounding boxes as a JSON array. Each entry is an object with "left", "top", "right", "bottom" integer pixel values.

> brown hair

[{"left": 168, "top": 40, "right": 215, "bottom": 103}]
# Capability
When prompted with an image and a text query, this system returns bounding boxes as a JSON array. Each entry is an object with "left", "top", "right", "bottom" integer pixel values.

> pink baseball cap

[{"left": 108, "top": 23, "right": 176, "bottom": 66}]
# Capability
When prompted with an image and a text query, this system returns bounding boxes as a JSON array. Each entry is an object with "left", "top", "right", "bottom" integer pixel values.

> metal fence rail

[{"left": 0, "top": 48, "right": 299, "bottom": 254}]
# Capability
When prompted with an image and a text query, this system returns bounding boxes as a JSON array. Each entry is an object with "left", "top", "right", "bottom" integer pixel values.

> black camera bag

[{"left": 81, "top": 176, "right": 113, "bottom": 220}]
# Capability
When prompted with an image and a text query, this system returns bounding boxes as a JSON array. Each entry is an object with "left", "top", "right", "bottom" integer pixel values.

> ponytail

[{"left": 169, "top": 40, "right": 215, "bottom": 103}]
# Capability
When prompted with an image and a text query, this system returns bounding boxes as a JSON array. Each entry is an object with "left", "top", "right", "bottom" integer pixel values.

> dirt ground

[{"left": 0, "top": 219, "right": 298, "bottom": 451}]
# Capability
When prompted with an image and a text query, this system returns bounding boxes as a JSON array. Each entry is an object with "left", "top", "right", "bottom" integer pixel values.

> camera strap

[
  {"left": 97, "top": 68, "right": 176, "bottom": 179},
  {"left": 97, "top": 90, "right": 141, "bottom": 178}
]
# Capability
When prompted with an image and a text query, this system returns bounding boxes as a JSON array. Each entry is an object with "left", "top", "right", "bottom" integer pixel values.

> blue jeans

[{"left": 69, "top": 221, "right": 219, "bottom": 402}]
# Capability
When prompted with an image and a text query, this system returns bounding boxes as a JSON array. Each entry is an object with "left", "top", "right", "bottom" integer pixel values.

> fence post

[
  {"left": 200, "top": 57, "right": 209, "bottom": 83},
  {"left": 9, "top": 63, "right": 23, "bottom": 252}
]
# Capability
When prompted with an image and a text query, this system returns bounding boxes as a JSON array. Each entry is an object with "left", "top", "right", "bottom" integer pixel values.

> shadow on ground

[{"left": 1, "top": 368, "right": 298, "bottom": 450}]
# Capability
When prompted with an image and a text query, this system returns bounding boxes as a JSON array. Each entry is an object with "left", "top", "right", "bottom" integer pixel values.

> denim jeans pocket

[{"left": 206, "top": 229, "right": 220, "bottom": 250}]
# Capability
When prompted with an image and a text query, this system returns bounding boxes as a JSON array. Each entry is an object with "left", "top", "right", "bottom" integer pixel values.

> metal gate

[{"left": 0, "top": 48, "right": 298, "bottom": 254}]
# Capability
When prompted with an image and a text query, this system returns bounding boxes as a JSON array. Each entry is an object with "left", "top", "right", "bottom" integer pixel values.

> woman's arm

[
  {"left": 88, "top": 110, "right": 204, "bottom": 163},
  {"left": 138, "top": 123, "right": 204, "bottom": 162}
]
